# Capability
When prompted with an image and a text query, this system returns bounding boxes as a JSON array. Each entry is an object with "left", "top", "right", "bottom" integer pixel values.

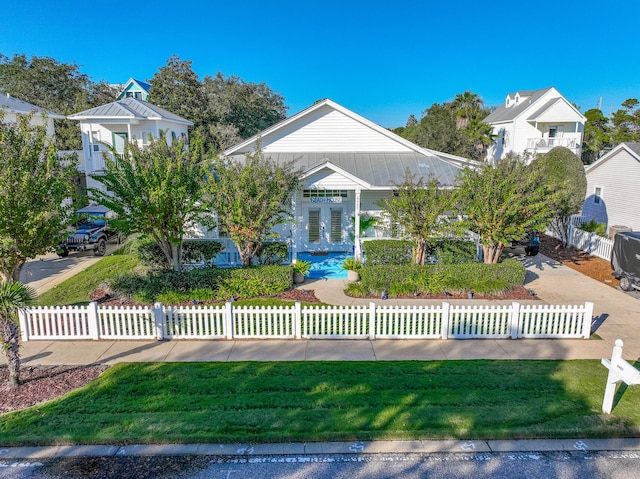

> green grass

[
  {"left": 2, "top": 360, "right": 639, "bottom": 446},
  {"left": 34, "top": 253, "right": 140, "bottom": 306}
]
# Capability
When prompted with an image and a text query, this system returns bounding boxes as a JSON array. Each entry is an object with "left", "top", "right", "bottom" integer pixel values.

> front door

[{"left": 305, "top": 205, "right": 344, "bottom": 251}]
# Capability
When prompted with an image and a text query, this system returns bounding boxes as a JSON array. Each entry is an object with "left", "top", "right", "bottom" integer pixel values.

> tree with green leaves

[
  {"left": 455, "top": 155, "right": 554, "bottom": 263},
  {"left": 0, "top": 280, "right": 36, "bottom": 387},
  {"left": 205, "top": 150, "right": 300, "bottom": 267},
  {"left": 451, "top": 90, "right": 484, "bottom": 129},
  {"left": 610, "top": 98, "right": 640, "bottom": 145},
  {"left": 0, "top": 53, "right": 117, "bottom": 150},
  {"left": 89, "top": 134, "right": 212, "bottom": 272},
  {"left": 581, "top": 108, "right": 611, "bottom": 164},
  {"left": 147, "top": 55, "right": 209, "bottom": 127},
  {"left": 531, "top": 147, "right": 586, "bottom": 247},
  {"left": 464, "top": 116, "right": 497, "bottom": 162},
  {"left": 377, "top": 172, "right": 454, "bottom": 265},
  {"left": 0, "top": 112, "right": 78, "bottom": 282}
]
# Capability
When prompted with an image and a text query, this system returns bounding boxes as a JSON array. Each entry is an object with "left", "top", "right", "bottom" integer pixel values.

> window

[
  {"left": 594, "top": 187, "right": 603, "bottom": 204},
  {"left": 330, "top": 208, "right": 342, "bottom": 243},
  {"left": 303, "top": 189, "right": 348, "bottom": 198},
  {"left": 308, "top": 209, "right": 321, "bottom": 243},
  {"left": 91, "top": 131, "right": 100, "bottom": 152},
  {"left": 134, "top": 92, "right": 142, "bottom": 100},
  {"left": 141, "top": 131, "right": 153, "bottom": 146}
]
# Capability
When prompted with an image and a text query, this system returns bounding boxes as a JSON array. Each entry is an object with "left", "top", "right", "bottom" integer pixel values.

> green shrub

[
  {"left": 579, "top": 218, "right": 607, "bottom": 237},
  {"left": 430, "top": 239, "right": 478, "bottom": 264},
  {"left": 182, "top": 241, "right": 223, "bottom": 264},
  {"left": 364, "top": 240, "right": 413, "bottom": 265},
  {"left": 344, "top": 281, "right": 369, "bottom": 297},
  {"left": 357, "top": 260, "right": 526, "bottom": 296},
  {"left": 257, "top": 242, "right": 289, "bottom": 265},
  {"left": 342, "top": 257, "right": 363, "bottom": 271},
  {"left": 217, "top": 265, "right": 292, "bottom": 299}
]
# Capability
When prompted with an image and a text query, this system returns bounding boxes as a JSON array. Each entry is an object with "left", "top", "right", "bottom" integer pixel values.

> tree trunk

[
  {"left": 413, "top": 239, "right": 426, "bottom": 265},
  {"left": 2, "top": 319, "right": 22, "bottom": 388},
  {"left": 11, "top": 260, "right": 24, "bottom": 282},
  {"left": 171, "top": 242, "right": 182, "bottom": 272},
  {"left": 483, "top": 244, "right": 504, "bottom": 264}
]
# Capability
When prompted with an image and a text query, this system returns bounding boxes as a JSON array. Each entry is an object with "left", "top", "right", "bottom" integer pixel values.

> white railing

[
  {"left": 526, "top": 137, "right": 580, "bottom": 149},
  {"left": 19, "top": 301, "right": 594, "bottom": 341}
]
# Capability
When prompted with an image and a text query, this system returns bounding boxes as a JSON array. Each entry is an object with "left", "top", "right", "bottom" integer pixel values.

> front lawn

[{"left": 1, "top": 360, "right": 638, "bottom": 446}]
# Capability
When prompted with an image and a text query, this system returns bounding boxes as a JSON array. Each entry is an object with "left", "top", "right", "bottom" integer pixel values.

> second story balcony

[{"left": 526, "top": 135, "right": 581, "bottom": 151}]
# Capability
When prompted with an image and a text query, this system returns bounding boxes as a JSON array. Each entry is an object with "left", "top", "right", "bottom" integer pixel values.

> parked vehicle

[
  {"left": 503, "top": 231, "right": 540, "bottom": 256},
  {"left": 57, "top": 205, "right": 120, "bottom": 257},
  {"left": 611, "top": 231, "right": 640, "bottom": 292}
]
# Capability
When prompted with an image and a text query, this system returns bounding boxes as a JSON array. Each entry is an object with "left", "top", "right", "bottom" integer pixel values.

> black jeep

[{"left": 57, "top": 205, "right": 120, "bottom": 257}]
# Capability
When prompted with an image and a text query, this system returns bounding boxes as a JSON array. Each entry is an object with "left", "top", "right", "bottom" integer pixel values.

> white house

[
  {"left": 0, "top": 94, "right": 64, "bottom": 136},
  {"left": 484, "top": 87, "right": 585, "bottom": 163},
  {"left": 222, "top": 99, "right": 473, "bottom": 260},
  {"left": 581, "top": 142, "right": 640, "bottom": 235},
  {"left": 116, "top": 78, "right": 151, "bottom": 101},
  {"left": 68, "top": 98, "right": 193, "bottom": 194}
]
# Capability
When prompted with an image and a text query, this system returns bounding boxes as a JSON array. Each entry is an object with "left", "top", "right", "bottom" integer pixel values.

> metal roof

[
  {"left": 625, "top": 142, "right": 640, "bottom": 156},
  {"left": 68, "top": 98, "right": 193, "bottom": 125},
  {"left": 484, "top": 88, "right": 552, "bottom": 123},
  {"left": 227, "top": 151, "right": 463, "bottom": 188},
  {"left": 0, "top": 94, "right": 64, "bottom": 119}
]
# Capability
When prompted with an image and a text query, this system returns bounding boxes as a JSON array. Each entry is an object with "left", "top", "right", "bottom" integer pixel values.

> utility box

[{"left": 609, "top": 225, "right": 632, "bottom": 238}]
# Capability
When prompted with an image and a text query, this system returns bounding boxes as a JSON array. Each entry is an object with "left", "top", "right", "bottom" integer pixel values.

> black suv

[{"left": 57, "top": 205, "right": 120, "bottom": 257}]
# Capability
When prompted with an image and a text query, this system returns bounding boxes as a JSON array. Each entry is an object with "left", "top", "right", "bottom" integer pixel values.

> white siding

[
  {"left": 261, "top": 106, "right": 413, "bottom": 153},
  {"left": 305, "top": 168, "right": 363, "bottom": 190},
  {"left": 582, "top": 150, "right": 640, "bottom": 231}
]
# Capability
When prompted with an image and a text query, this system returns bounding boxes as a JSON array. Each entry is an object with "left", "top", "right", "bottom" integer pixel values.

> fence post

[
  {"left": 369, "top": 302, "right": 377, "bottom": 340},
  {"left": 582, "top": 301, "right": 594, "bottom": 339},
  {"left": 589, "top": 232, "right": 597, "bottom": 254},
  {"left": 224, "top": 302, "right": 234, "bottom": 339},
  {"left": 87, "top": 301, "right": 100, "bottom": 340},
  {"left": 152, "top": 302, "right": 165, "bottom": 340},
  {"left": 441, "top": 302, "right": 450, "bottom": 339},
  {"left": 510, "top": 302, "right": 521, "bottom": 339},
  {"left": 294, "top": 302, "right": 302, "bottom": 339},
  {"left": 18, "top": 308, "right": 29, "bottom": 342}
]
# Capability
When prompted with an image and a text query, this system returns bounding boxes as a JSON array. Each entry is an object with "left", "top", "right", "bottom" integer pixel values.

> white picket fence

[
  {"left": 546, "top": 216, "right": 615, "bottom": 261},
  {"left": 18, "top": 301, "right": 594, "bottom": 341}
]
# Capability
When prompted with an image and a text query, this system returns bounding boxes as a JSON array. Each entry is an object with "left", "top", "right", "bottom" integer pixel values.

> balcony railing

[{"left": 526, "top": 137, "right": 580, "bottom": 149}]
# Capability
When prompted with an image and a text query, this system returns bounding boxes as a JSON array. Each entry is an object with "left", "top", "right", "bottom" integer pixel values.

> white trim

[
  {"left": 585, "top": 143, "right": 640, "bottom": 174},
  {"left": 301, "top": 160, "right": 373, "bottom": 189},
  {"left": 593, "top": 185, "right": 603, "bottom": 204}
]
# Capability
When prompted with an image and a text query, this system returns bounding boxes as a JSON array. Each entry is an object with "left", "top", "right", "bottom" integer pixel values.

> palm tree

[
  {"left": 452, "top": 91, "right": 484, "bottom": 129},
  {"left": 0, "top": 281, "right": 36, "bottom": 388},
  {"left": 464, "top": 117, "right": 498, "bottom": 161}
]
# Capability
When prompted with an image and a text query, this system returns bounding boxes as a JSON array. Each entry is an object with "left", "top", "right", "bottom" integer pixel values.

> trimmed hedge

[
  {"left": 363, "top": 239, "right": 478, "bottom": 265},
  {"left": 132, "top": 237, "right": 224, "bottom": 269},
  {"left": 107, "top": 265, "right": 292, "bottom": 304},
  {"left": 349, "top": 259, "right": 526, "bottom": 297}
]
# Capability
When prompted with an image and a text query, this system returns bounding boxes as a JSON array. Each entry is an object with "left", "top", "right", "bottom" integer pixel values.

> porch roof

[
  {"left": 226, "top": 151, "right": 462, "bottom": 188},
  {"left": 68, "top": 98, "right": 193, "bottom": 126}
]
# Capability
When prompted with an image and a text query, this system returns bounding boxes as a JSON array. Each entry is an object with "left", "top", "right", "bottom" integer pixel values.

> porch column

[
  {"left": 127, "top": 123, "right": 132, "bottom": 142},
  {"left": 354, "top": 188, "right": 362, "bottom": 260},
  {"left": 291, "top": 192, "right": 297, "bottom": 264}
]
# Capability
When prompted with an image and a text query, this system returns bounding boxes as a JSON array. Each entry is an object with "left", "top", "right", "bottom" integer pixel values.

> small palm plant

[{"left": 0, "top": 281, "right": 36, "bottom": 388}]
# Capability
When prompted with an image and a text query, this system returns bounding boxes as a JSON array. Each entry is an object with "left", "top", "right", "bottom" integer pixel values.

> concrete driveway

[{"left": 19, "top": 242, "right": 122, "bottom": 296}]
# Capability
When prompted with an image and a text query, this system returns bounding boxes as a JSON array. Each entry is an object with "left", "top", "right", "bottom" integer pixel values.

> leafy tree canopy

[
  {"left": 205, "top": 150, "right": 300, "bottom": 267},
  {"left": 455, "top": 155, "right": 554, "bottom": 263},
  {"left": 89, "top": 133, "right": 213, "bottom": 272},
  {"left": 0, "top": 112, "right": 78, "bottom": 281}
]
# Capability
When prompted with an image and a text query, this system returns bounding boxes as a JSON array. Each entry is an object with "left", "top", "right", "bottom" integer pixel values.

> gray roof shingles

[{"left": 484, "top": 87, "right": 552, "bottom": 123}]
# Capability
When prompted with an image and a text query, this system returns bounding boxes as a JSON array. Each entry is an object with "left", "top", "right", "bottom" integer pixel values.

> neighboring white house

[
  {"left": 222, "top": 99, "right": 473, "bottom": 260},
  {"left": 581, "top": 142, "right": 640, "bottom": 235},
  {"left": 68, "top": 98, "right": 193, "bottom": 194},
  {"left": 0, "top": 94, "right": 64, "bottom": 136},
  {"left": 484, "top": 87, "right": 586, "bottom": 163},
  {"left": 115, "top": 78, "right": 151, "bottom": 101}
]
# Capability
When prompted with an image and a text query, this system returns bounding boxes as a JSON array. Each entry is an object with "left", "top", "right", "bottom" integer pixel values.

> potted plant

[
  {"left": 342, "top": 257, "right": 363, "bottom": 282},
  {"left": 292, "top": 260, "right": 311, "bottom": 284}
]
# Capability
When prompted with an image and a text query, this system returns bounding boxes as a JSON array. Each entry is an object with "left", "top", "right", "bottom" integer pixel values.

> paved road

[{"left": 3, "top": 451, "right": 640, "bottom": 479}]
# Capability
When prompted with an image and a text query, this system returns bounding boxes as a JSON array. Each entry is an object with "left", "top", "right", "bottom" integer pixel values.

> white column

[
  {"left": 354, "top": 188, "right": 362, "bottom": 260},
  {"left": 291, "top": 192, "right": 298, "bottom": 264}
]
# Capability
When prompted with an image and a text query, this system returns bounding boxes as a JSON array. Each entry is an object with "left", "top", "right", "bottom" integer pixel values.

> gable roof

[
  {"left": 224, "top": 99, "right": 472, "bottom": 188},
  {"left": 0, "top": 94, "right": 64, "bottom": 119},
  {"left": 586, "top": 142, "right": 640, "bottom": 174},
  {"left": 68, "top": 98, "right": 193, "bottom": 126},
  {"left": 116, "top": 78, "right": 152, "bottom": 100},
  {"left": 484, "top": 88, "right": 553, "bottom": 123}
]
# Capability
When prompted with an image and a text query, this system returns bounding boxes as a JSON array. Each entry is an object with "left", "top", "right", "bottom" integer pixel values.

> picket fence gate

[{"left": 18, "top": 301, "right": 594, "bottom": 341}]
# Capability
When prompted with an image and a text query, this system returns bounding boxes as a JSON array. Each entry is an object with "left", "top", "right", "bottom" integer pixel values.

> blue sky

[{"left": 2, "top": 1, "right": 638, "bottom": 128}]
